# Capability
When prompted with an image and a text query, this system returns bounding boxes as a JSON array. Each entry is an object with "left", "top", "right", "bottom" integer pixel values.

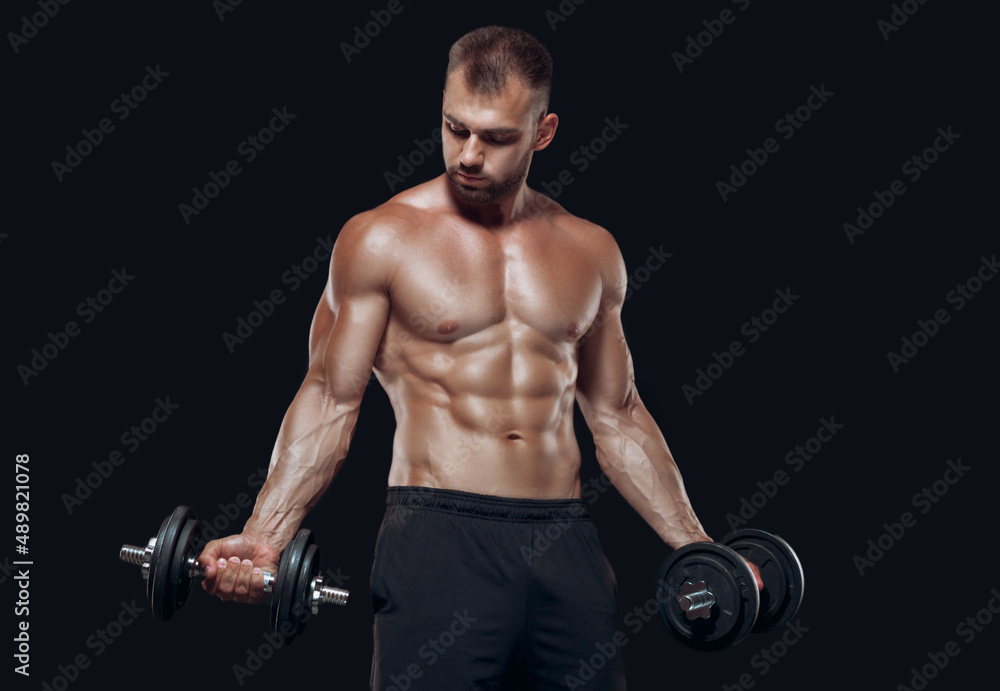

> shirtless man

[{"left": 199, "top": 26, "right": 756, "bottom": 689}]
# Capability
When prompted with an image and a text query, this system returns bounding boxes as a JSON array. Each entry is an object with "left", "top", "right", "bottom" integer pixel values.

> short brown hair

[{"left": 445, "top": 26, "right": 553, "bottom": 118}]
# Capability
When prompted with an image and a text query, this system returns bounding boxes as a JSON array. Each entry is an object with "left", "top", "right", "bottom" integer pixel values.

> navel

[{"left": 437, "top": 319, "right": 459, "bottom": 335}]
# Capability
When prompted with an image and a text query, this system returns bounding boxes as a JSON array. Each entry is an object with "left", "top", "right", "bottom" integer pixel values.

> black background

[{"left": 3, "top": 1, "right": 996, "bottom": 689}]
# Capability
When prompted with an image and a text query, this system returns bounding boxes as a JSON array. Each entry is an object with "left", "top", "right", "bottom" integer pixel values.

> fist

[
  {"left": 743, "top": 559, "right": 764, "bottom": 592},
  {"left": 198, "top": 533, "right": 281, "bottom": 604}
]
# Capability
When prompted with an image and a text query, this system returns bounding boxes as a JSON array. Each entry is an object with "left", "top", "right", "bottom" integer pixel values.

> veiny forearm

[
  {"left": 587, "top": 397, "right": 711, "bottom": 549},
  {"left": 242, "top": 376, "right": 361, "bottom": 552}
]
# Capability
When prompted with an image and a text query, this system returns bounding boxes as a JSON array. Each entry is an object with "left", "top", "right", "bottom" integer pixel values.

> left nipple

[{"left": 437, "top": 319, "right": 459, "bottom": 335}]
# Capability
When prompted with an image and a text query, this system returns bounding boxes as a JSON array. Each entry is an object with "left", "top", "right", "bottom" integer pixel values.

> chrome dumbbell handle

[
  {"left": 119, "top": 540, "right": 348, "bottom": 610},
  {"left": 184, "top": 554, "right": 277, "bottom": 591},
  {"left": 120, "top": 540, "right": 276, "bottom": 590}
]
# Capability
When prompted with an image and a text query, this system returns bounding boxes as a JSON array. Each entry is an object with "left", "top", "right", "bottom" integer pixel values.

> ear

[{"left": 532, "top": 112, "right": 559, "bottom": 152}]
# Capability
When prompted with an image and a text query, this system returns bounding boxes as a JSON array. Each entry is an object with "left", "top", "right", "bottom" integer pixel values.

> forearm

[
  {"left": 242, "top": 376, "right": 361, "bottom": 552},
  {"left": 588, "top": 399, "right": 710, "bottom": 549}
]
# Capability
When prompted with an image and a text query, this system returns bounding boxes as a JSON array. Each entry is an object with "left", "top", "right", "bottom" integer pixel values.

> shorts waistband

[{"left": 385, "top": 486, "right": 590, "bottom": 523}]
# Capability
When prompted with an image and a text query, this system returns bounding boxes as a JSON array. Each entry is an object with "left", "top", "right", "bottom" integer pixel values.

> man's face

[{"left": 442, "top": 70, "right": 541, "bottom": 205}]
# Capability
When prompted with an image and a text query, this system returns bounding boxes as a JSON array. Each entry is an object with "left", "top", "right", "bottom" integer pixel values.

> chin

[
  {"left": 448, "top": 172, "right": 497, "bottom": 205},
  {"left": 448, "top": 168, "right": 528, "bottom": 206}
]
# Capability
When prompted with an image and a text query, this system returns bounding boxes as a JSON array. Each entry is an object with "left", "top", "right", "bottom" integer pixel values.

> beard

[{"left": 446, "top": 147, "right": 532, "bottom": 205}]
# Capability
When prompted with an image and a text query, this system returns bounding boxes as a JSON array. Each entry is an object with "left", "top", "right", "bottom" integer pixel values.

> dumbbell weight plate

[
  {"left": 722, "top": 529, "right": 804, "bottom": 632},
  {"left": 150, "top": 505, "right": 197, "bottom": 621},
  {"left": 166, "top": 518, "right": 202, "bottom": 616},
  {"left": 270, "top": 529, "right": 314, "bottom": 641},
  {"left": 656, "top": 541, "right": 759, "bottom": 651},
  {"left": 287, "top": 543, "right": 320, "bottom": 643}
]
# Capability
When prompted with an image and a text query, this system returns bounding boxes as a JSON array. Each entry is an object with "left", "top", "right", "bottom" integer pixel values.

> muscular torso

[{"left": 370, "top": 176, "right": 609, "bottom": 498}]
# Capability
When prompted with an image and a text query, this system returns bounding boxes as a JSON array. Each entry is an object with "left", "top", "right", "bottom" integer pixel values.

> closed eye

[{"left": 447, "top": 123, "right": 514, "bottom": 146}]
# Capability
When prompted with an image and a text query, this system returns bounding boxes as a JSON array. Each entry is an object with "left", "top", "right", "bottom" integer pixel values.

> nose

[{"left": 459, "top": 135, "right": 484, "bottom": 169}]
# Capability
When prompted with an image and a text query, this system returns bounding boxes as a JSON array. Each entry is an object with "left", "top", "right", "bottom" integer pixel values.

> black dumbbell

[
  {"left": 119, "top": 505, "right": 349, "bottom": 644},
  {"left": 655, "top": 529, "right": 804, "bottom": 651}
]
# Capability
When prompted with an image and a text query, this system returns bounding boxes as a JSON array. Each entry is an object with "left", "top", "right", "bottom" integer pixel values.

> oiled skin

[{"left": 198, "top": 70, "right": 717, "bottom": 604}]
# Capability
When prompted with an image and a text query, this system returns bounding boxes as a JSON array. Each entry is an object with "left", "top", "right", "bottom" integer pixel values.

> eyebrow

[{"left": 443, "top": 112, "right": 521, "bottom": 135}]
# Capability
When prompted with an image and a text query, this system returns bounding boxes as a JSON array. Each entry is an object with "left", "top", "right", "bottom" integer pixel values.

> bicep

[
  {"left": 306, "top": 218, "right": 394, "bottom": 403},
  {"left": 576, "top": 298, "right": 637, "bottom": 416},
  {"left": 575, "top": 235, "right": 637, "bottom": 416}
]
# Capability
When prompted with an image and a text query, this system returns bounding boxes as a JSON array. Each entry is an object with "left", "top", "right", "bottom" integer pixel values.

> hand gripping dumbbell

[
  {"left": 655, "top": 529, "right": 804, "bottom": 651},
  {"left": 119, "top": 505, "right": 349, "bottom": 644}
]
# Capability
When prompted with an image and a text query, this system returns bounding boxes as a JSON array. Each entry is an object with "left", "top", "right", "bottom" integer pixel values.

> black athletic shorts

[{"left": 369, "top": 486, "right": 627, "bottom": 690}]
